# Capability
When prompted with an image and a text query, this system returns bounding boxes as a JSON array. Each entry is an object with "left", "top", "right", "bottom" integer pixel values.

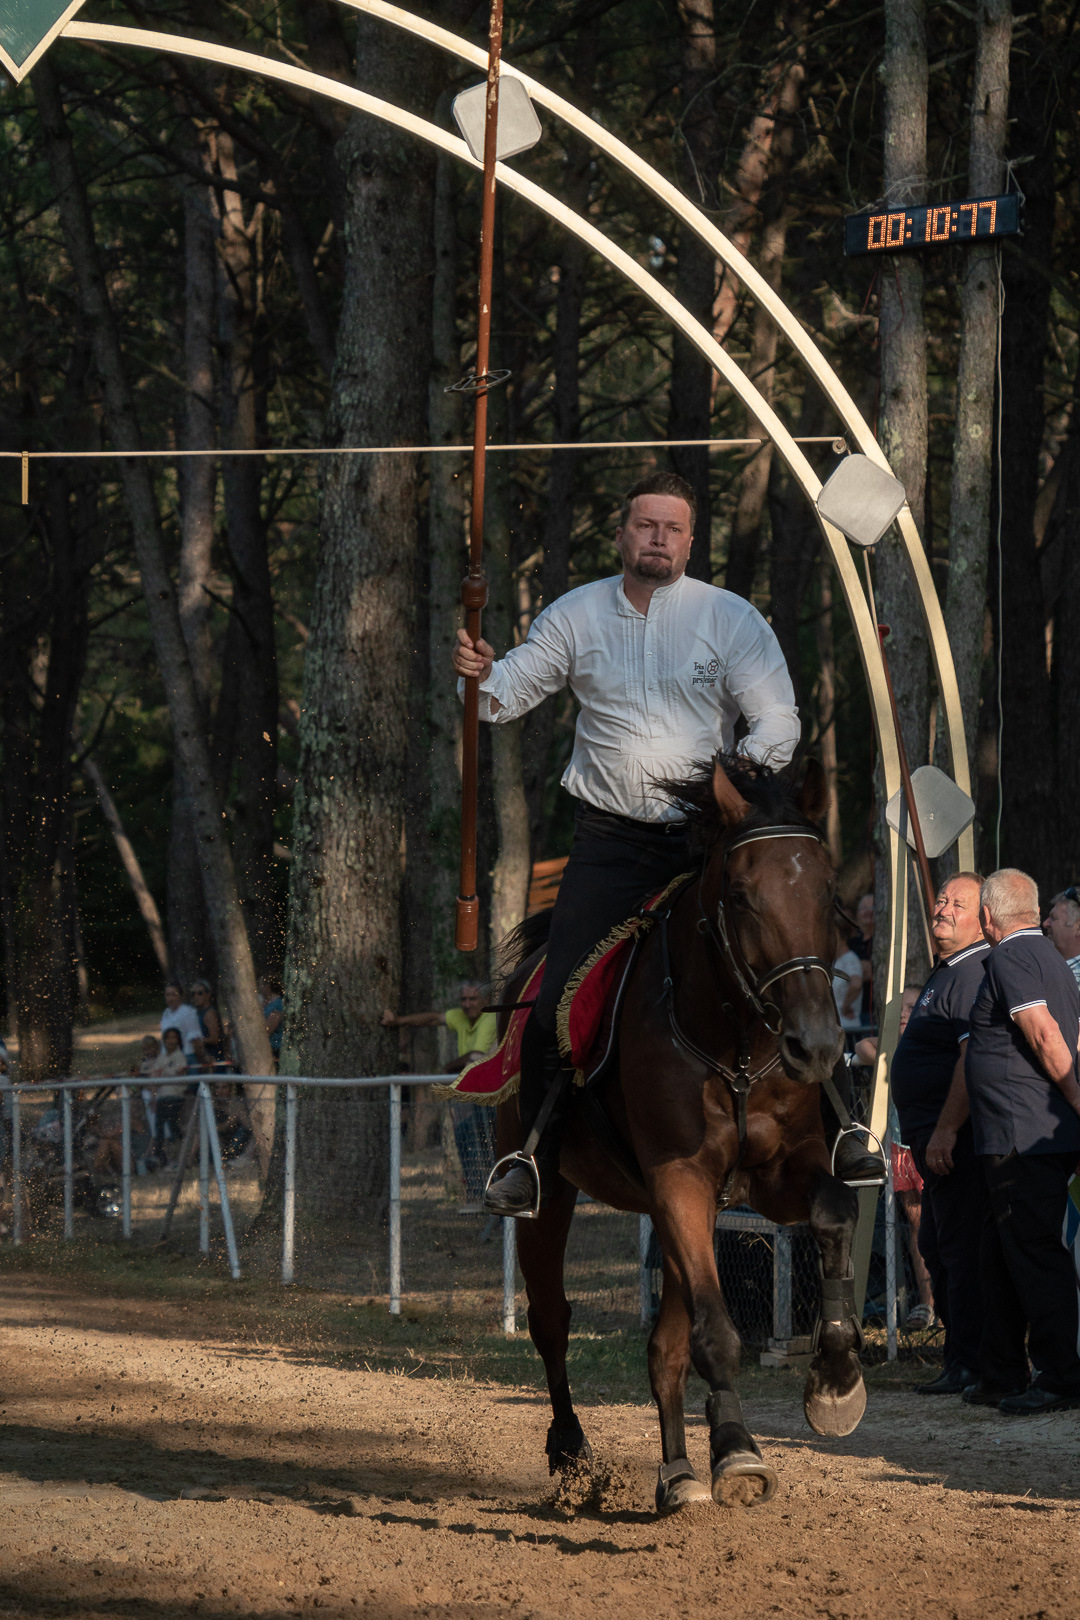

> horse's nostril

[{"left": 783, "top": 1034, "right": 811, "bottom": 1068}]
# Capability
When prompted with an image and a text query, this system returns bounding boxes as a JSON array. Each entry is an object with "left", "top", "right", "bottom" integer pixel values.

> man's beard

[{"left": 632, "top": 552, "right": 674, "bottom": 580}]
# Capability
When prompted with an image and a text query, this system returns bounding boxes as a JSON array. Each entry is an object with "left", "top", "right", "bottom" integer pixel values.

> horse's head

[{"left": 704, "top": 758, "right": 844, "bottom": 1085}]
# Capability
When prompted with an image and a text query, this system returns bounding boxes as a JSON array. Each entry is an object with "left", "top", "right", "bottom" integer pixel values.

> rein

[{"left": 655, "top": 821, "right": 834, "bottom": 1209}]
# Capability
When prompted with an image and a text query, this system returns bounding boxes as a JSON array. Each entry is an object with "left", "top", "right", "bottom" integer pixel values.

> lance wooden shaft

[{"left": 456, "top": 0, "right": 504, "bottom": 953}]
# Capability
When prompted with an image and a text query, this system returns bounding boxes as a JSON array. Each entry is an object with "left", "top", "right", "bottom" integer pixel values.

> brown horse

[{"left": 495, "top": 755, "right": 865, "bottom": 1512}]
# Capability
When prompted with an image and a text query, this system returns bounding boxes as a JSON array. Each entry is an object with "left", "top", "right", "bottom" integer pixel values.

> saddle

[{"left": 438, "top": 872, "right": 691, "bottom": 1106}]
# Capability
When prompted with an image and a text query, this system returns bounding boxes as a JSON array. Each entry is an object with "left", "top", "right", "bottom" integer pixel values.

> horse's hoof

[
  {"left": 804, "top": 1376, "right": 867, "bottom": 1437},
  {"left": 710, "top": 1452, "right": 778, "bottom": 1508},
  {"left": 546, "top": 1425, "right": 593, "bottom": 1475},
  {"left": 655, "top": 1461, "right": 712, "bottom": 1514}
]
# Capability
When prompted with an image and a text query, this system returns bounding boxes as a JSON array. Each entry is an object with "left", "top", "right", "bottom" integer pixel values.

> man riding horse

[{"left": 453, "top": 470, "right": 885, "bottom": 1215}]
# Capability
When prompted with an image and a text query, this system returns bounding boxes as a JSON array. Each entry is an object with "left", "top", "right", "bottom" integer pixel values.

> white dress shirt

[{"left": 466, "top": 573, "right": 800, "bottom": 822}]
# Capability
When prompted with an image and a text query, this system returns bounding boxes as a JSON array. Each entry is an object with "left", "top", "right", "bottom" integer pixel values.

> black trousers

[
  {"left": 532, "top": 800, "right": 693, "bottom": 1033},
  {"left": 977, "top": 1149, "right": 1080, "bottom": 1393},
  {"left": 909, "top": 1122, "right": 985, "bottom": 1373}
]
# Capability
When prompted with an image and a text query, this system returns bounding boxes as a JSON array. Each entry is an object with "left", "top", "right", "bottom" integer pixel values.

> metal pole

[
  {"left": 639, "top": 1214, "right": 651, "bottom": 1327},
  {"left": 389, "top": 1083, "right": 402, "bottom": 1315},
  {"left": 282, "top": 1081, "right": 297, "bottom": 1286},
  {"left": 455, "top": 0, "right": 504, "bottom": 954},
  {"left": 198, "top": 1090, "right": 210, "bottom": 1256},
  {"left": 502, "top": 1216, "right": 516, "bottom": 1334},
  {"left": 63, "top": 1090, "right": 74, "bottom": 1240},
  {"left": 159, "top": 1100, "right": 199, "bottom": 1240},
  {"left": 11, "top": 1088, "right": 21, "bottom": 1247},
  {"left": 885, "top": 1167, "right": 898, "bottom": 1362},
  {"left": 199, "top": 1083, "right": 241, "bottom": 1281},
  {"left": 120, "top": 1083, "right": 132, "bottom": 1239},
  {"left": 773, "top": 1226, "right": 793, "bottom": 1343}
]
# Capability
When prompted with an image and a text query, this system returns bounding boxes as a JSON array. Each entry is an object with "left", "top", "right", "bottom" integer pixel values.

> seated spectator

[
  {"left": 259, "top": 976, "right": 284, "bottom": 1068},
  {"left": 160, "top": 981, "right": 203, "bottom": 1069},
  {"left": 1043, "top": 887, "right": 1080, "bottom": 988},
  {"left": 189, "top": 980, "right": 226, "bottom": 1069}
]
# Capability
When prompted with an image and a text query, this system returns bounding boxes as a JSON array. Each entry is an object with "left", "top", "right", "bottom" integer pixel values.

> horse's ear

[
  {"left": 712, "top": 760, "right": 751, "bottom": 827},
  {"left": 797, "top": 757, "right": 829, "bottom": 826}
]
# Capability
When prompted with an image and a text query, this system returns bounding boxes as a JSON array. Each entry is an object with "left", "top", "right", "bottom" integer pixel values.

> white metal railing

[{"left": 2, "top": 1074, "right": 894, "bottom": 1348}]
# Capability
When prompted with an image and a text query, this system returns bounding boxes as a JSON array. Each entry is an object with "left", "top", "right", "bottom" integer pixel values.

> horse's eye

[{"left": 729, "top": 889, "right": 752, "bottom": 912}]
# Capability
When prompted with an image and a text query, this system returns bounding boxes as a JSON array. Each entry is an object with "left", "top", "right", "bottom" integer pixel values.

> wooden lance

[{"left": 456, "top": 0, "right": 505, "bottom": 952}]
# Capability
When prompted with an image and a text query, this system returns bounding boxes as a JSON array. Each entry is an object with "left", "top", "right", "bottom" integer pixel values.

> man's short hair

[
  {"left": 1051, "top": 889, "right": 1080, "bottom": 925},
  {"left": 937, "top": 870, "right": 984, "bottom": 899},
  {"left": 980, "top": 868, "right": 1040, "bottom": 929},
  {"left": 164, "top": 980, "right": 183, "bottom": 996},
  {"left": 459, "top": 981, "right": 484, "bottom": 998},
  {"left": 619, "top": 472, "right": 697, "bottom": 530}
]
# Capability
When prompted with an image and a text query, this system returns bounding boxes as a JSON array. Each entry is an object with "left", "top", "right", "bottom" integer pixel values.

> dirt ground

[{"left": 0, "top": 1272, "right": 1078, "bottom": 1619}]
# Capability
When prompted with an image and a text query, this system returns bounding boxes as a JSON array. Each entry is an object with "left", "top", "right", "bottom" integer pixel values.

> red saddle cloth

[{"left": 442, "top": 873, "right": 689, "bottom": 1104}]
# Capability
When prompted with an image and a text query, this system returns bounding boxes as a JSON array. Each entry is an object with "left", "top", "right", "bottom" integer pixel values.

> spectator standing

[
  {"left": 890, "top": 874, "right": 989, "bottom": 1394},
  {"left": 962, "top": 869, "right": 1080, "bottom": 1414},
  {"left": 832, "top": 925, "right": 864, "bottom": 1038},
  {"left": 149, "top": 1028, "right": 188, "bottom": 1165},
  {"left": 189, "top": 980, "right": 226, "bottom": 1068},
  {"left": 160, "top": 982, "right": 203, "bottom": 1068},
  {"left": 1043, "top": 887, "right": 1080, "bottom": 988},
  {"left": 382, "top": 984, "right": 498, "bottom": 1203}
]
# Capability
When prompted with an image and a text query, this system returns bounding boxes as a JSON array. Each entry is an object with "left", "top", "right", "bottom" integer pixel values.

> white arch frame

[{"left": 60, "top": 12, "right": 931, "bottom": 1277}]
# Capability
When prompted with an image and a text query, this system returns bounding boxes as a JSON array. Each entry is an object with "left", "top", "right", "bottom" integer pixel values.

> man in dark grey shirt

[
  {"left": 891, "top": 873, "right": 988, "bottom": 1394},
  {"left": 962, "top": 869, "right": 1080, "bottom": 1414}
]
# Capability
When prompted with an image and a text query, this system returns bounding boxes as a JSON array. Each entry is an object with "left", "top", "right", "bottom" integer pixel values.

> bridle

[
  {"left": 655, "top": 819, "right": 836, "bottom": 1209},
  {"left": 696, "top": 822, "right": 836, "bottom": 1034}
]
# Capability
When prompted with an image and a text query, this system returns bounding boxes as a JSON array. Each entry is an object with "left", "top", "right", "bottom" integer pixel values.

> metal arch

[
  {"left": 342, "top": 0, "right": 974, "bottom": 862},
  {"left": 65, "top": 22, "right": 901, "bottom": 788},
  {"left": 62, "top": 17, "right": 907, "bottom": 1297}
]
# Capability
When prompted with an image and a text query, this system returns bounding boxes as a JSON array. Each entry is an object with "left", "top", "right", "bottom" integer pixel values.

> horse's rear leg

[
  {"left": 515, "top": 1177, "right": 591, "bottom": 1474},
  {"left": 653, "top": 1188, "right": 777, "bottom": 1509},
  {"left": 803, "top": 1167, "right": 866, "bottom": 1437},
  {"left": 648, "top": 1256, "right": 711, "bottom": 1513}
]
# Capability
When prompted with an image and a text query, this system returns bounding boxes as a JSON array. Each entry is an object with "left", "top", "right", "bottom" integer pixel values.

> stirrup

[
  {"left": 483, "top": 1151, "right": 542, "bottom": 1219},
  {"left": 830, "top": 1123, "right": 885, "bottom": 1184}
]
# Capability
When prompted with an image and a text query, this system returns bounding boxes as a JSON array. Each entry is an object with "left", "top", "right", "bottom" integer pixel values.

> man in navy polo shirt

[
  {"left": 962, "top": 869, "right": 1080, "bottom": 1414},
  {"left": 891, "top": 873, "right": 988, "bottom": 1394}
]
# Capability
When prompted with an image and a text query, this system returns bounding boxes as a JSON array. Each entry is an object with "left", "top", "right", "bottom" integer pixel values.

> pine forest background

[{"left": 2, "top": 0, "right": 1079, "bottom": 1217}]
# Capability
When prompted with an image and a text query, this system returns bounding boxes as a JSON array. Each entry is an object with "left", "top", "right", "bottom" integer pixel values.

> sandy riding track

[{"left": 1, "top": 1274, "right": 1078, "bottom": 1619}]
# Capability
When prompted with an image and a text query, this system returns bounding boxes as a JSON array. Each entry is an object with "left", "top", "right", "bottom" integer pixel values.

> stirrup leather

[{"left": 483, "top": 1151, "right": 542, "bottom": 1219}]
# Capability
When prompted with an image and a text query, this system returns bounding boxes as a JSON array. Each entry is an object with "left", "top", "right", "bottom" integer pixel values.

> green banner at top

[{"left": 0, "top": 0, "right": 89, "bottom": 82}]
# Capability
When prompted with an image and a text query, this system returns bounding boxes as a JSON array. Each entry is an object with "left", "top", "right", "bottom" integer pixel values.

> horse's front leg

[
  {"left": 804, "top": 1165, "right": 866, "bottom": 1437},
  {"left": 648, "top": 1253, "right": 711, "bottom": 1513},
  {"left": 513, "top": 1170, "right": 592, "bottom": 1474},
  {"left": 651, "top": 1174, "right": 778, "bottom": 1508}
]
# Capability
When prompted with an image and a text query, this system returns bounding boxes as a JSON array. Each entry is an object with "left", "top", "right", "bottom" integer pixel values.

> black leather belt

[{"left": 572, "top": 798, "right": 689, "bottom": 840}]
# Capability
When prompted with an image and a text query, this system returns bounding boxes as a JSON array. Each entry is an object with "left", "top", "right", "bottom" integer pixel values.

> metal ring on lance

[{"left": 445, "top": 369, "right": 512, "bottom": 396}]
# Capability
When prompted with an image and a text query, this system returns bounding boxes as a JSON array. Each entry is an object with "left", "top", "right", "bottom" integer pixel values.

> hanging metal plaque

[{"left": 885, "top": 766, "right": 976, "bottom": 862}]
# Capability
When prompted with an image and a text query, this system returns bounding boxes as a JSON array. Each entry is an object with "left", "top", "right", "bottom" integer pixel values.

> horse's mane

[{"left": 656, "top": 751, "right": 818, "bottom": 850}]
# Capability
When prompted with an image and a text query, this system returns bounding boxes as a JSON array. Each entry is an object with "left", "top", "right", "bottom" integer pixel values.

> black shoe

[
  {"left": 832, "top": 1131, "right": 887, "bottom": 1188},
  {"left": 962, "top": 1380, "right": 1026, "bottom": 1407},
  {"left": 917, "top": 1365, "right": 978, "bottom": 1396},
  {"left": 482, "top": 1161, "right": 540, "bottom": 1217},
  {"left": 999, "top": 1383, "right": 1080, "bottom": 1415}
]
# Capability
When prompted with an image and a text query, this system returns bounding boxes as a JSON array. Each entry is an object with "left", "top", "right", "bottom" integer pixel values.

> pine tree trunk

[
  {"left": 670, "top": 0, "right": 717, "bottom": 582},
  {"left": 169, "top": 145, "right": 217, "bottom": 990},
  {"left": 281, "top": 19, "right": 441, "bottom": 1223},
  {"left": 945, "top": 0, "right": 1010, "bottom": 766},
  {"left": 875, "top": 0, "right": 931, "bottom": 981},
  {"left": 32, "top": 61, "right": 275, "bottom": 1089}
]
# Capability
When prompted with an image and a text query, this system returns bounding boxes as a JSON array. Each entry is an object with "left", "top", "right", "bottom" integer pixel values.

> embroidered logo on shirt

[
  {"left": 692, "top": 658, "right": 720, "bottom": 688},
  {"left": 918, "top": 987, "right": 934, "bottom": 1009}
]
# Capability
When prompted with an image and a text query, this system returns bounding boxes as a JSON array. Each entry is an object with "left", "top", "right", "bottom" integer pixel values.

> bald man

[
  {"left": 962, "top": 869, "right": 1080, "bottom": 1414},
  {"left": 890, "top": 873, "right": 988, "bottom": 1394}
]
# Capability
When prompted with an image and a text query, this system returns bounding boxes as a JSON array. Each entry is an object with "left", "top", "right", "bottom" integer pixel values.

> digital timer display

[{"left": 843, "top": 192, "right": 1021, "bottom": 257}]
